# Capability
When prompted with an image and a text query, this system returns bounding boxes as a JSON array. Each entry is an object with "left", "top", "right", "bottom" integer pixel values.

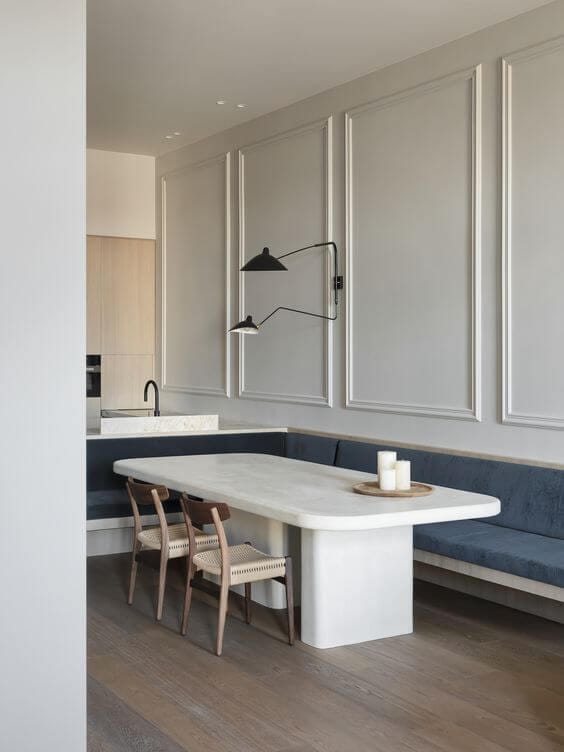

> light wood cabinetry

[
  {"left": 101, "top": 354, "right": 154, "bottom": 410},
  {"left": 86, "top": 236, "right": 102, "bottom": 354},
  {"left": 87, "top": 235, "right": 156, "bottom": 409},
  {"left": 100, "top": 237, "right": 155, "bottom": 355}
]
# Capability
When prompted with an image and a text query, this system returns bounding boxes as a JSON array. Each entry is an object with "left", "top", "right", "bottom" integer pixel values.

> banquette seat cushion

[
  {"left": 334, "top": 437, "right": 564, "bottom": 588},
  {"left": 414, "top": 520, "right": 564, "bottom": 588}
]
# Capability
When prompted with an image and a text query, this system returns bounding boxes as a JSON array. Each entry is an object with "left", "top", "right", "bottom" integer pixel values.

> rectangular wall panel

[
  {"left": 239, "top": 119, "right": 333, "bottom": 406},
  {"left": 502, "top": 38, "right": 564, "bottom": 428},
  {"left": 346, "top": 67, "right": 481, "bottom": 420},
  {"left": 162, "top": 153, "right": 231, "bottom": 396}
]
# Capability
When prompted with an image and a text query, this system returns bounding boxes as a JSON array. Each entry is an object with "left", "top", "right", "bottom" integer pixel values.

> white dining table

[{"left": 113, "top": 452, "right": 500, "bottom": 649}]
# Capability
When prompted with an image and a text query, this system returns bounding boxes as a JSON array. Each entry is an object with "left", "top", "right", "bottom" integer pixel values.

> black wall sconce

[{"left": 229, "top": 242, "right": 343, "bottom": 334}]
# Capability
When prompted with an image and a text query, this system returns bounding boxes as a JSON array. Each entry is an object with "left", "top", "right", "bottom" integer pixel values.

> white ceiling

[{"left": 87, "top": 0, "right": 550, "bottom": 156}]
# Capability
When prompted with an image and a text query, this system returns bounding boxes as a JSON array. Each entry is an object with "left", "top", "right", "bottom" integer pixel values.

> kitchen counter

[{"left": 86, "top": 422, "right": 288, "bottom": 440}]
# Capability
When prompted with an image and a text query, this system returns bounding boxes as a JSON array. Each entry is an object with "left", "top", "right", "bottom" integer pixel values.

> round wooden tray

[{"left": 352, "top": 481, "right": 433, "bottom": 498}]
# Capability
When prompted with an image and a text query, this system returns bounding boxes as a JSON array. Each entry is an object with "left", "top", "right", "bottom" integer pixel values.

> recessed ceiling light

[
  {"left": 165, "top": 135, "right": 173, "bottom": 140},
  {"left": 173, "top": 131, "right": 181, "bottom": 136},
  {"left": 236, "top": 103, "right": 246, "bottom": 109},
  {"left": 216, "top": 100, "right": 226, "bottom": 105}
]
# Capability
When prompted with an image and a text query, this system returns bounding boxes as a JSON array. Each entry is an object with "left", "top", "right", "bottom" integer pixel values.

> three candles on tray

[{"left": 377, "top": 451, "right": 411, "bottom": 491}]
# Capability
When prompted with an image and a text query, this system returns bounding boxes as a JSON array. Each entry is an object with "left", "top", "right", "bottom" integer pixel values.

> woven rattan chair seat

[
  {"left": 193, "top": 543, "right": 287, "bottom": 585},
  {"left": 138, "top": 523, "right": 218, "bottom": 559}
]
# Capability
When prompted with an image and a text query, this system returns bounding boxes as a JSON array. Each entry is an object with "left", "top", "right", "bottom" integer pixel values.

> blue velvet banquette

[{"left": 87, "top": 430, "right": 564, "bottom": 593}]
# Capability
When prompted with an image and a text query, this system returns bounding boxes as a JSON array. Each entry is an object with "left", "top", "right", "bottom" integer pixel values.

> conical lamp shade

[
  {"left": 241, "top": 247, "right": 287, "bottom": 272},
  {"left": 229, "top": 315, "right": 260, "bottom": 334}
]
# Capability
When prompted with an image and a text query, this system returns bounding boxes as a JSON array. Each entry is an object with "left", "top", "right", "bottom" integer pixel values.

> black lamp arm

[
  {"left": 258, "top": 306, "right": 337, "bottom": 328},
  {"left": 276, "top": 242, "right": 342, "bottom": 305}
]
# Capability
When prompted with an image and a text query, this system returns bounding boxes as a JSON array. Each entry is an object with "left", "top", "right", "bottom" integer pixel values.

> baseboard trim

[
  {"left": 414, "top": 558, "right": 564, "bottom": 625},
  {"left": 414, "top": 549, "right": 564, "bottom": 602}
]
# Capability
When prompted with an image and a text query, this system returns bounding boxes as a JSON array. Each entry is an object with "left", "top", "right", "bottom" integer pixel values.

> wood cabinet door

[
  {"left": 100, "top": 354, "right": 154, "bottom": 409},
  {"left": 100, "top": 237, "right": 155, "bottom": 355},
  {"left": 86, "top": 236, "right": 102, "bottom": 353}
]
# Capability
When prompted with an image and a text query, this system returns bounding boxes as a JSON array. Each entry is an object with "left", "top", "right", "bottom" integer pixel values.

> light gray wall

[
  {"left": 0, "top": 2, "right": 86, "bottom": 750},
  {"left": 156, "top": 1, "right": 564, "bottom": 465}
]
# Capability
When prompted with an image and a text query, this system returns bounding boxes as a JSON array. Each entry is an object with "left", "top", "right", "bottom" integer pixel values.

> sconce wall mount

[{"left": 230, "top": 241, "right": 342, "bottom": 335}]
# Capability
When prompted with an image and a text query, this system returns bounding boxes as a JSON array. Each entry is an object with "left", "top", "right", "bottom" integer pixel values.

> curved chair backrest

[
  {"left": 126, "top": 478, "right": 170, "bottom": 544},
  {"left": 180, "top": 496, "right": 231, "bottom": 572},
  {"left": 127, "top": 478, "right": 169, "bottom": 504},
  {"left": 181, "top": 498, "right": 230, "bottom": 527}
]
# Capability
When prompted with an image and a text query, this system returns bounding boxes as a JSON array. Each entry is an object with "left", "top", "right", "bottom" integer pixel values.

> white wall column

[{"left": 0, "top": 1, "right": 86, "bottom": 750}]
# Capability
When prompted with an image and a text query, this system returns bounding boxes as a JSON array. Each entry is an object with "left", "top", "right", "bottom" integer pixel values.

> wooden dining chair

[
  {"left": 179, "top": 495, "right": 295, "bottom": 656},
  {"left": 126, "top": 478, "right": 219, "bottom": 621}
]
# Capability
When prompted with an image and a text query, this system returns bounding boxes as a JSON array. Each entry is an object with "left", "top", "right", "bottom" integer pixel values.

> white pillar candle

[
  {"left": 395, "top": 460, "right": 411, "bottom": 491},
  {"left": 379, "top": 468, "right": 397, "bottom": 491},
  {"left": 377, "top": 451, "right": 397, "bottom": 478}
]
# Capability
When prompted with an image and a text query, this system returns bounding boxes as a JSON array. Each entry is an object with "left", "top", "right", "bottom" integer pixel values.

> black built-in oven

[{"left": 86, "top": 355, "right": 101, "bottom": 398}]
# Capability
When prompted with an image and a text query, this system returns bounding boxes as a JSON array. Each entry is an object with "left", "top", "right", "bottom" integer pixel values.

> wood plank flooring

[{"left": 88, "top": 554, "right": 564, "bottom": 752}]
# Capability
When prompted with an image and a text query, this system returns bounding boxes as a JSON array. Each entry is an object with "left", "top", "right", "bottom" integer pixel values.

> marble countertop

[
  {"left": 86, "top": 422, "right": 288, "bottom": 440},
  {"left": 113, "top": 453, "right": 500, "bottom": 531}
]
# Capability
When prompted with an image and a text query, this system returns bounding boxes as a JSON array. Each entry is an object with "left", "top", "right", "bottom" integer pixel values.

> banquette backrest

[{"left": 334, "top": 438, "right": 564, "bottom": 540}]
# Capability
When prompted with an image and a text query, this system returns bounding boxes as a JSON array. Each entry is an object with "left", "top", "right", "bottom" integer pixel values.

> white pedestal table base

[{"left": 301, "top": 525, "right": 414, "bottom": 648}]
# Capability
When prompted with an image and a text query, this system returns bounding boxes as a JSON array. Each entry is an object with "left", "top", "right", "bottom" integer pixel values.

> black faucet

[{"left": 143, "top": 379, "right": 160, "bottom": 417}]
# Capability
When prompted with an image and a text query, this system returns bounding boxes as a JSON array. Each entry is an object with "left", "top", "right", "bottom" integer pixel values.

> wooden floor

[{"left": 88, "top": 554, "right": 564, "bottom": 752}]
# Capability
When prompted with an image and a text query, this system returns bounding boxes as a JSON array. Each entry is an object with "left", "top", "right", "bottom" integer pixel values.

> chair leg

[
  {"left": 181, "top": 561, "right": 195, "bottom": 636},
  {"left": 156, "top": 551, "right": 168, "bottom": 622},
  {"left": 285, "top": 556, "right": 295, "bottom": 646},
  {"left": 127, "top": 538, "right": 140, "bottom": 605},
  {"left": 216, "top": 577, "right": 230, "bottom": 656},
  {"left": 244, "top": 582, "right": 252, "bottom": 624}
]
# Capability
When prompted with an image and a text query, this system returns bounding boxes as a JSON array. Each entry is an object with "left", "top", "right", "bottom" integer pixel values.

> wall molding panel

[
  {"left": 345, "top": 66, "right": 482, "bottom": 421},
  {"left": 154, "top": 5, "right": 564, "bottom": 465},
  {"left": 161, "top": 152, "right": 231, "bottom": 397},
  {"left": 238, "top": 118, "right": 334, "bottom": 406},
  {"left": 502, "top": 36, "right": 564, "bottom": 429}
]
